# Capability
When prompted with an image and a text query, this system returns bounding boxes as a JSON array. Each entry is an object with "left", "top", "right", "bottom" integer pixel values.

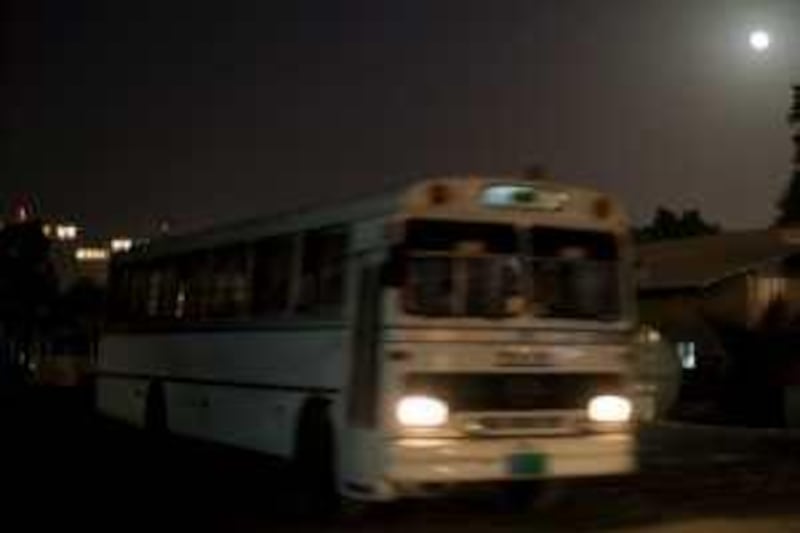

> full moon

[{"left": 749, "top": 30, "right": 771, "bottom": 51}]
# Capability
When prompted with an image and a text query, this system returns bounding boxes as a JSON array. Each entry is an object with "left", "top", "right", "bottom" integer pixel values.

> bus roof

[{"left": 119, "top": 176, "right": 629, "bottom": 263}]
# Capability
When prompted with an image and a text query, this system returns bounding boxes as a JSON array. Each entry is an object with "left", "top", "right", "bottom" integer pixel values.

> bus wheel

[
  {"left": 293, "top": 398, "right": 339, "bottom": 516},
  {"left": 144, "top": 380, "right": 167, "bottom": 435},
  {"left": 499, "top": 480, "right": 563, "bottom": 512}
]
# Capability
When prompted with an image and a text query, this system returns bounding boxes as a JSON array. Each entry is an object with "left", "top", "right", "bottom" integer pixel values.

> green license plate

[{"left": 507, "top": 453, "right": 546, "bottom": 475}]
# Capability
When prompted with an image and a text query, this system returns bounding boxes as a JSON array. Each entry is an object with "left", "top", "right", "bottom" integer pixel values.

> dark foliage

[
  {"left": 707, "top": 301, "right": 800, "bottom": 428},
  {"left": 636, "top": 207, "right": 720, "bottom": 242},
  {"left": 0, "top": 221, "right": 59, "bottom": 383},
  {"left": 0, "top": 222, "right": 59, "bottom": 339},
  {"left": 775, "top": 85, "right": 800, "bottom": 226}
]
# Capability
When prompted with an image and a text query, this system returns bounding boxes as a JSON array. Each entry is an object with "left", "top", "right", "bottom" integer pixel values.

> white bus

[{"left": 97, "top": 176, "right": 637, "bottom": 503}]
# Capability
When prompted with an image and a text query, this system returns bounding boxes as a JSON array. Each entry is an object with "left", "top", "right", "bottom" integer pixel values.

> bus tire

[
  {"left": 144, "top": 380, "right": 167, "bottom": 435},
  {"left": 499, "top": 480, "right": 563, "bottom": 512},
  {"left": 293, "top": 397, "right": 339, "bottom": 516}
]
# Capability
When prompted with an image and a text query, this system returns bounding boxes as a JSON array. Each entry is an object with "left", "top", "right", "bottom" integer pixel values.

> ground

[{"left": 4, "top": 387, "right": 800, "bottom": 532}]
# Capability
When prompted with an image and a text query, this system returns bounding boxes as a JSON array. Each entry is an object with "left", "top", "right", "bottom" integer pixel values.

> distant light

[
  {"left": 42, "top": 224, "right": 53, "bottom": 237},
  {"left": 749, "top": 30, "right": 771, "bottom": 52},
  {"left": 55, "top": 224, "right": 79, "bottom": 241},
  {"left": 16, "top": 205, "right": 29, "bottom": 223},
  {"left": 677, "top": 341, "right": 697, "bottom": 370},
  {"left": 646, "top": 328, "right": 662, "bottom": 344},
  {"left": 75, "top": 247, "right": 109, "bottom": 262},
  {"left": 111, "top": 238, "right": 133, "bottom": 253}
]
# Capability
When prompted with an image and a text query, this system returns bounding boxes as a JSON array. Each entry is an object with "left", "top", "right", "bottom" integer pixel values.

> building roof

[{"left": 637, "top": 229, "right": 800, "bottom": 291}]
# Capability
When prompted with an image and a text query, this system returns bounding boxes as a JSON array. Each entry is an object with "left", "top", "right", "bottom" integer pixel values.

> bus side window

[
  {"left": 183, "top": 251, "right": 212, "bottom": 320},
  {"left": 146, "top": 268, "right": 162, "bottom": 318},
  {"left": 253, "top": 235, "right": 294, "bottom": 316},
  {"left": 297, "top": 226, "right": 349, "bottom": 316},
  {"left": 129, "top": 266, "right": 150, "bottom": 319},
  {"left": 108, "top": 263, "right": 131, "bottom": 322},
  {"left": 173, "top": 256, "right": 193, "bottom": 320},
  {"left": 156, "top": 263, "right": 178, "bottom": 319},
  {"left": 208, "top": 245, "right": 250, "bottom": 318}
]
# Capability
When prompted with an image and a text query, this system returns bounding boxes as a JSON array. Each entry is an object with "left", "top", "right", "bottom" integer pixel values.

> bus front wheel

[
  {"left": 499, "top": 480, "right": 564, "bottom": 512},
  {"left": 293, "top": 398, "right": 339, "bottom": 515}
]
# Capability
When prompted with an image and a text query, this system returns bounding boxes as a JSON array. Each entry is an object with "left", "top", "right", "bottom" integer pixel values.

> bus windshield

[
  {"left": 528, "top": 227, "right": 621, "bottom": 321},
  {"left": 405, "top": 254, "right": 523, "bottom": 318},
  {"left": 401, "top": 220, "right": 622, "bottom": 321}
]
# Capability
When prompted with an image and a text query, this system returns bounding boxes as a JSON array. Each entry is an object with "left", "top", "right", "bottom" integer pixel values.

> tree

[
  {"left": 636, "top": 206, "right": 720, "bottom": 242},
  {"left": 0, "top": 221, "right": 59, "bottom": 383},
  {"left": 56, "top": 277, "right": 106, "bottom": 363},
  {"left": 790, "top": 84, "right": 800, "bottom": 129},
  {"left": 777, "top": 176, "right": 800, "bottom": 226},
  {"left": 681, "top": 209, "right": 719, "bottom": 236},
  {"left": 775, "top": 85, "right": 800, "bottom": 226}
]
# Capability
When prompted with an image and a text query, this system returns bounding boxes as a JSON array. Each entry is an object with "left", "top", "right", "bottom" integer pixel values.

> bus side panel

[
  {"left": 96, "top": 375, "right": 148, "bottom": 427},
  {"left": 99, "top": 330, "right": 347, "bottom": 389},
  {"left": 98, "top": 329, "right": 349, "bottom": 456},
  {"left": 167, "top": 382, "right": 321, "bottom": 458}
]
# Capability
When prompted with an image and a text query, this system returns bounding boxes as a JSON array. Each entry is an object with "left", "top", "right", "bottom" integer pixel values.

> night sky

[{"left": 4, "top": 0, "right": 800, "bottom": 238}]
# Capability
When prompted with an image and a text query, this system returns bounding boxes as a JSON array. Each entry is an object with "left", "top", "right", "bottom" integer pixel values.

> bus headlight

[
  {"left": 587, "top": 395, "right": 632, "bottom": 423},
  {"left": 396, "top": 395, "right": 449, "bottom": 427}
]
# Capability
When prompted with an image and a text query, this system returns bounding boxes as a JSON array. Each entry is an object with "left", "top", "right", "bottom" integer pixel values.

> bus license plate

[{"left": 507, "top": 453, "right": 546, "bottom": 476}]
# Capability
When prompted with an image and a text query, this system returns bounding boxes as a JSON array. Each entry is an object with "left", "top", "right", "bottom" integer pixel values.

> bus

[{"left": 96, "top": 176, "right": 638, "bottom": 503}]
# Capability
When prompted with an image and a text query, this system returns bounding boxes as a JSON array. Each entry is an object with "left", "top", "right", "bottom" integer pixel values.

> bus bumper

[{"left": 382, "top": 433, "right": 634, "bottom": 498}]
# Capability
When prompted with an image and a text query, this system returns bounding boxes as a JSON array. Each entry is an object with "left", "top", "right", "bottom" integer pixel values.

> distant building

[
  {"left": 14, "top": 217, "right": 140, "bottom": 289},
  {"left": 638, "top": 229, "right": 800, "bottom": 424},
  {"left": 0, "top": 205, "right": 145, "bottom": 385},
  {"left": 50, "top": 234, "right": 139, "bottom": 288},
  {"left": 639, "top": 229, "right": 800, "bottom": 324}
]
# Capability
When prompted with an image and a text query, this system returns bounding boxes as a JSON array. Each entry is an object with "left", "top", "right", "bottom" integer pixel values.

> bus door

[{"left": 339, "top": 255, "right": 385, "bottom": 494}]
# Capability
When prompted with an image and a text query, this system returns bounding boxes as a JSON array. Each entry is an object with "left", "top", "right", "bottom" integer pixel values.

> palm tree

[
  {"left": 0, "top": 221, "right": 58, "bottom": 385},
  {"left": 776, "top": 85, "right": 800, "bottom": 226}
]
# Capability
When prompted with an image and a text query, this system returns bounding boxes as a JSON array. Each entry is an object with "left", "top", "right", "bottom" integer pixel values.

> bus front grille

[
  {"left": 476, "top": 414, "right": 564, "bottom": 430},
  {"left": 404, "top": 372, "right": 624, "bottom": 412}
]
